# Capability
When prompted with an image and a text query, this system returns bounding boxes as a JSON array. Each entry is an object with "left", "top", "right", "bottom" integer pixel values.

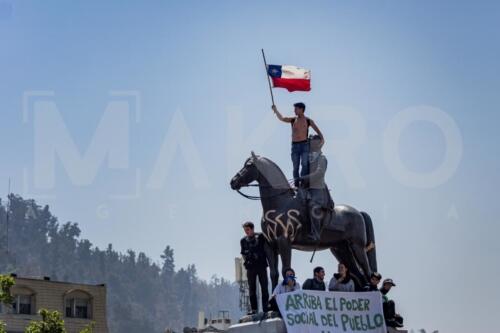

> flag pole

[{"left": 261, "top": 49, "right": 275, "bottom": 106}]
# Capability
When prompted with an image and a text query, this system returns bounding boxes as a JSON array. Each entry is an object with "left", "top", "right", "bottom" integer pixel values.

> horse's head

[{"left": 230, "top": 151, "right": 260, "bottom": 190}]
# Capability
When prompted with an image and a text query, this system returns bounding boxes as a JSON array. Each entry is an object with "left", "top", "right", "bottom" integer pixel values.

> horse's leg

[
  {"left": 361, "top": 211, "right": 378, "bottom": 272},
  {"left": 264, "top": 241, "right": 279, "bottom": 290},
  {"left": 277, "top": 237, "right": 292, "bottom": 278},
  {"left": 350, "top": 240, "right": 372, "bottom": 283}
]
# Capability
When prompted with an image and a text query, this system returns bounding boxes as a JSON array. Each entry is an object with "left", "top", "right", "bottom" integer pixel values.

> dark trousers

[
  {"left": 291, "top": 142, "right": 309, "bottom": 187},
  {"left": 383, "top": 301, "right": 403, "bottom": 326},
  {"left": 247, "top": 267, "right": 269, "bottom": 312}
]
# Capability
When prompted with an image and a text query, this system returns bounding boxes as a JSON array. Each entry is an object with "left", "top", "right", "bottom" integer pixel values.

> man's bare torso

[{"left": 292, "top": 116, "right": 309, "bottom": 142}]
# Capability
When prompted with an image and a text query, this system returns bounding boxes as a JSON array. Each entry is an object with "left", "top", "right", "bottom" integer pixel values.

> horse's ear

[{"left": 251, "top": 151, "right": 257, "bottom": 159}]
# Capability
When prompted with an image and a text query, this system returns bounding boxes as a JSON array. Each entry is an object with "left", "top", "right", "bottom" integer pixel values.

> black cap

[
  {"left": 371, "top": 272, "right": 382, "bottom": 280},
  {"left": 383, "top": 278, "right": 396, "bottom": 286}
]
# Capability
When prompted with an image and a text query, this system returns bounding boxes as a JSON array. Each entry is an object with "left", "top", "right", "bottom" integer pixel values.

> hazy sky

[{"left": 1, "top": 1, "right": 499, "bottom": 332}]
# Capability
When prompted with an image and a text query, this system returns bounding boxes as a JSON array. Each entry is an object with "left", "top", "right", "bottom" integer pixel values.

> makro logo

[
  {"left": 22, "top": 91, "right": 463, "bottom": 201},
  {"left": 22, "top": 90, "right": 210, "bottom": 200}
]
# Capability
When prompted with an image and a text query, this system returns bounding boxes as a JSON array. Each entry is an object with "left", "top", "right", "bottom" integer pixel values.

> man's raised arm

[
  {"left": 309, "top": 119, "right": 325, "bottom": 146},
  {"left": 271, "top": 105, "right": 293, "bottom": 123}
]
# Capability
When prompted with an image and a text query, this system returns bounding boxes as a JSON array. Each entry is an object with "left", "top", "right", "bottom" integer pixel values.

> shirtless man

[{"left": 272, "top": 103, "right": 324, "bottom": 187}]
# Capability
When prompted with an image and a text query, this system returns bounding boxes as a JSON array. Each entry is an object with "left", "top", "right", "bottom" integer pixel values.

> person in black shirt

[
  {"left": 240, "top": 221, "right": 269, "bottom": 314},
  {"left": 302, "top": 266, "right": 326, "bottom": 291}
]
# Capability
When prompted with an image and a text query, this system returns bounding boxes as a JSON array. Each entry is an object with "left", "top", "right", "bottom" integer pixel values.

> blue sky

[{"left": 1, "top": 1, "right": 499, "bottom": 331}]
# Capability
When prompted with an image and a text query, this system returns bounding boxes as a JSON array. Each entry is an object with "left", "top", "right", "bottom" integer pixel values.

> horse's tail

[{"left": 361, "top": 211, "right": 378, "bottom": 273}]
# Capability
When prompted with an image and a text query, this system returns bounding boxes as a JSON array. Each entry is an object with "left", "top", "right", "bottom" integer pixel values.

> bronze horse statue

[{"left": 230, "top": 152, "right": 377, "bottom": 290}]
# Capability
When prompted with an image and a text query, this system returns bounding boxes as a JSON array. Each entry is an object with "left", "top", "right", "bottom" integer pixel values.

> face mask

[{"left": 283, "top": 276, "right": 296, "bottom": 285}]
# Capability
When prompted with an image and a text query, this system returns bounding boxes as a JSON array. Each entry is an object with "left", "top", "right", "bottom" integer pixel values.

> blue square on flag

[{"left": 267, "top": 65, "right": 282, "bottom": 78}]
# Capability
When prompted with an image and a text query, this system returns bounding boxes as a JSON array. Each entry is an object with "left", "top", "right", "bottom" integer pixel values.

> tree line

[{"left": 0, "top": 194, "right": 241, "bottom": 333}]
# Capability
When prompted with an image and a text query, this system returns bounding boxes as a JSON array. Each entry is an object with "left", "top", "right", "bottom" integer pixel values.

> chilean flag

[{"left": 267, "top": 64, "right": 311, "bottom": 92}]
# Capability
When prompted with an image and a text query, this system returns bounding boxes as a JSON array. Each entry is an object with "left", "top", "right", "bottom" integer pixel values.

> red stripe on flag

[{"left": 271, "top": 78, "right": 311, "bottom": 92}]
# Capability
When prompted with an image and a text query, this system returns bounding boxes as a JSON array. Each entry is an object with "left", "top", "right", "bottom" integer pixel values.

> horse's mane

[{"left": 256, "top": 156, "right": 292, "bottom": 190}]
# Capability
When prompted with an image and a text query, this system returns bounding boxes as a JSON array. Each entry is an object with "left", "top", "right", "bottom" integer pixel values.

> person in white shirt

[
  {"left": 269, "top": 268, "right": 301, "bottom": 313},
  {"left": 273, "top": 267, "right": 301, "bottom": 296}
]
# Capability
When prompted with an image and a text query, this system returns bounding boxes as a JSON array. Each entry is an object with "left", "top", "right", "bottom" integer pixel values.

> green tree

[
  {"left": 78, "top": 322, "right": 95, "bottom": 333},
  {"left": 0, "top": 274, "right": 14, "bottom": 305},
  {"left": 25, "top": 309, "right": 66, "bottom": 333},
  {"left": 0, "top": 275, "right": 15, "bottom": 333},
  {"left": 0, "top": 274, "right": 14, "bottom": 333}
]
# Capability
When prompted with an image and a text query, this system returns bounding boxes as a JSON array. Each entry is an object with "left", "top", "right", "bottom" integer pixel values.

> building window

[
  {"left": 9, "top": 286, "right": 36, "bottom": 315},
  {"left": 64, "top": 290, "right": 92, "bottom": 319},
  {"left": 19, "top": 295, "right": 32, "bottom": 314},
  {"left": 11, "top": 294, "right": 34, "bottom": 315}
]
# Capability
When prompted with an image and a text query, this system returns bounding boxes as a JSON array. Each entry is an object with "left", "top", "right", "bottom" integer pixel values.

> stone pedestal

[
  {"left": 227, "top": 318, "right": 286, "bottom": 333},
  {"left": 228, "top": 317, "right": 407, "bottom": 333}
]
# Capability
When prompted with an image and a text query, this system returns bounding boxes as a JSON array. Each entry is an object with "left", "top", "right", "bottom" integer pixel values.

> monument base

[
  {"left": 227, "top": 318, "right": 286, "bottom": 333},
  {"left": 228, "top": 316, "right": 407, "bottom": 333}
]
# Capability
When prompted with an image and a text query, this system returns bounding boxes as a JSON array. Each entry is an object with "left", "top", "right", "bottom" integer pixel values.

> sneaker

[
  {"left": 394, "top": 321, "right": 404, "bottom": 328},
  {"left": 386, "top": 319, "right": 403, "bottom": 328}
]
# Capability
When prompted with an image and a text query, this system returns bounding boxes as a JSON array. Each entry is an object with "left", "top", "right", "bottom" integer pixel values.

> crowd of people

[{"left": 240, "top": 221, "right": 404, "bottom": 329}]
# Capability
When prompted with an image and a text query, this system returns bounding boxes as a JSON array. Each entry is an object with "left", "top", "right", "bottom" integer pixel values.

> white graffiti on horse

[{"left": 262, "top": 209, "right": 302, "bottom": 242}]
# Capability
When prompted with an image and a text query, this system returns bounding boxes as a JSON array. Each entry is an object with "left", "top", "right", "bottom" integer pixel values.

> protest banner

[{"left": 276, "top": 290, "right": 387, "bottom": 333}]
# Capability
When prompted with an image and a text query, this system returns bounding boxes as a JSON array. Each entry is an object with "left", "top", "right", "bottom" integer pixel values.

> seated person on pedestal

[
  {"left": 364, "top": 272, "right": 382, "bottom": 291},
  {"left": 273, "top": 267, "right": 301, "bottom": 295},
  {"left": 328, "top": 263, "right": 355, "bottom": 292},
  {"left": 302, "top": 266, "right": 326, "bottom": 291},
  {"left": 269, "top": 267, "right": 301, "bottom": 313},
  {"left": 380, "top": 278, "right": 404, "bottom": 328}
]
